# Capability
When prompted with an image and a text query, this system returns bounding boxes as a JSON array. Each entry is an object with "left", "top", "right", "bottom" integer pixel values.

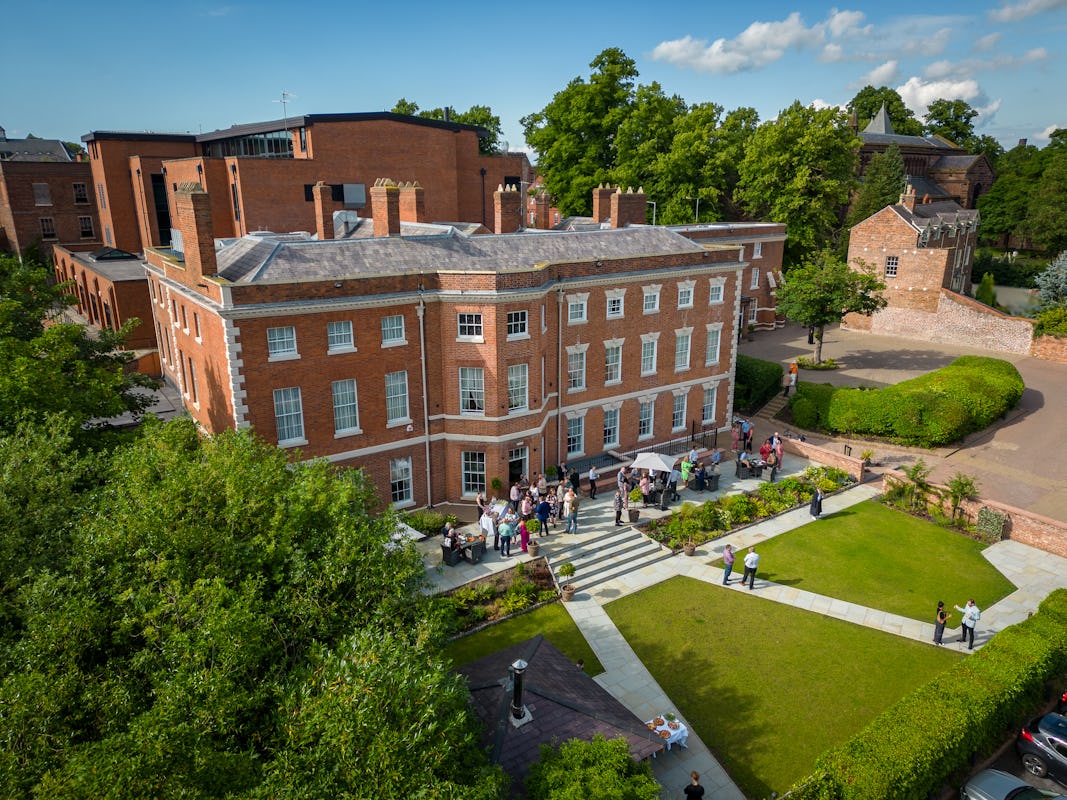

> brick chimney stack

[
  {"left": 370, "top": 178, "right": 401, "bottom": 237},
  {"left": 174, "top": 182, "right": 217, "bottom": 278},
  {"left": 899, "top": 180, "right": 917, "bottom": 212},
  {"left": 533, "top": 192, "right": 551, "bottom": 229},
  {"left": 592, "top": 183, "right": 613, "bottom": 224},
  {"left": 312, "top": 181, "right": 342, "bottom": 240},
  {"left": 610, "top": 186, "right": 647, "bottom": 228},
  {"left": 399, "top": 181, "right": 426, "bottom": 223},
  {"left": 494, "top": 184, "right": 521, "bottom": 234}
]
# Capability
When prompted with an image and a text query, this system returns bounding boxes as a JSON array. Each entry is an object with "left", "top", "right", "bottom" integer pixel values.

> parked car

[
  {"left": 1017, "top": 713, "right": 1067, "bottom": 785},
  {"left": 961, "top": 768, "right": 1066, "bottom": 799}
]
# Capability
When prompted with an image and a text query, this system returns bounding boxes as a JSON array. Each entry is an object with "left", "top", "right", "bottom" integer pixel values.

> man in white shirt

[
  {"left": 588, "top": 466, "right": 599, "bottom": 499},
  {"left": 954, "top": 599, "right": 981, "bottom": 649},
  {"left": 742, "top": 547, "right": 760, "bottom": 590}
]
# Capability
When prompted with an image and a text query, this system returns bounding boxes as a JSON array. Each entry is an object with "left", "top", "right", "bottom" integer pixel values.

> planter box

[{"left": 628, "top": 509, "right": 641, "bottom": 522}]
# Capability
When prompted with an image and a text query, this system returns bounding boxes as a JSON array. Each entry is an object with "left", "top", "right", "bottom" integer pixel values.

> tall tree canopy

[
  {"left": 391, "top": 99, "right": 504, "bottom": 154},
  {"left": 923, "top": 98, "right": 978, "bottom": 145},
  {"left": 736, "top": 102, "right": 860, "bottom": 266},
  {"left": 0, "top": 419, "right": 505, "bottom": 798},
  {"left": 776, "top": 251, "right": 887, "bottom": 363},
  {"left": 847, "top": 86, "right": 923, "bottom": 136},
  {"left": 521, "top": 48, "right": 638, "bottom": 216},
  {"left": 849, "top": 143, "right": 906, "bottom": 227}
]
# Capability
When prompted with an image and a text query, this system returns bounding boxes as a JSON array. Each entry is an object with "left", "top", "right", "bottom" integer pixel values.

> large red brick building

[
  {"left": 83, "top": 112, "right": 530, "bottom": 254},
  {"left": 143, "top": 181, "right": 745, "bottom": 507},
  {"left": 0, "top": 128, "right": 101, "bottom": 256}
]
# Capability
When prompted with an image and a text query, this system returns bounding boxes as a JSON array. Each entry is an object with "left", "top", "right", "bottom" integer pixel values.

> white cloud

[
  {"left": 990, "top": 0, "right": 1067, "bottom": 22},
  {"left": 896, "top": 76, "right": 983, "bottom": 114},
  {"left": 973, "top": 32, "right": 1001, "bottom": 51},
  {"left": 826, "top": 8, "right": 871, "bottom": 37},
  {"left": 924, "top": 48, "right": 1049, "bottom": 80},
  {"left": 809, "top": 98, "right": 836, "bottom": 110},
  {"left": 1037, "top": 123, "right": 1065, "bottom": 139},
  {"left": 821, "top": 43, "right": 846, "bottom": 62},
  {"left": 899, "top": 27, "right": 953, "bottom": 57},
  {"left": 864, "top": 60, "right": 900, "bottom": 85}
]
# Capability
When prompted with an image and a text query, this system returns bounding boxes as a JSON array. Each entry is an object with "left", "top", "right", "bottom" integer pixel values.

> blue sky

[{"left": 3, "top": 0, "right": 1065, "bottom": 155}]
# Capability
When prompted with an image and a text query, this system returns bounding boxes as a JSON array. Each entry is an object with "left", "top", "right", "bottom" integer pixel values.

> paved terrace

[{"left": 419, "top": 462, "right": 1067, "bottom": 799}]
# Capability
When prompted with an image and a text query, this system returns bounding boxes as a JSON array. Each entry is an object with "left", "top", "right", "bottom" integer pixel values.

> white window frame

[
  {"left": 705, "top": 323, "right": 723, "bottom": 366},
  {"left": 604, "top": 339, "right": 623, "bottom": 385},
  {"left": 507, "top": 363, "right": 528, "bottom": 412},
  {"left": 567, "top": 292, "right": 589, "bottom": 325},
  {"left": 602, "top": 405, "right": 621, "bottom": 448},
  {"left": 389, "top": 457, "right": 414, "bottom": 507},
  {"left": 638, "top": 397, "right": 655, "bottom": 440},
  {"left": 678, "top": 280, "right": 695, "bottom": 309},
  {"left": 640, "top": 333, "right": 660, "bottom": 376},
  {"left": 752, "top": 241, "right": 763, "bottom": 259},
  {"left": 674, "top": 327, "right": 693, "bottom": 372},
  {"left": 642, "top": 284, "right": 661, "bottom": 314},
  {"left": 605, "top": 288, "right": 626, "bottom": 319},
  {"left": 273, "top": 387, "right": 306, "bottom": 446},
  {"left": 506, "top": 310, "right": 529, "bottom": 340},
  {"left": 331, "top": 378, "right": 361, "bottom": 436},
  {"left": 750, "top": 267, "right": 760, "bottom": 290},
  {"left": 327, "top": 320, "right": 356, "bottom": 353},
  {"left": 885, "top": 255, "right": 899, "bottom": 278},
  {"left": 672, "top": 390, "right": 687, "bottom": 432},
  {"left": 702, "top": 383, "right": 717, "bottom": 426},
  {"left": 381, "top": 314, "right": 407, "bottom": 347},
  {"left": 708, "top": 278, "right": 726, "bottom": 305},
  {"left": 565, "top": 411, "right": 587, "bottom": 457},
  {"left": 267, "top": 326, "right": 299, "bottom": 361},
  {"left": 384, "top": 371, "right": 410, "bottom": 426},
  {"left": 193, "top": 312, "right": 202, "bottom": 342},
  {"left": 566, "top": 344, "right": 588, "bottom": 393},
  {"left": 457, "top": 312, "right": 484, "bottom": 342},
  {"left": 459, "top": 367, "right": 485, "bottom": 414},
  {"left": 749, "top": 303, "right": 758, "bottom": 325},
  {"left": 461, "top": 451, "right": 486, "bottom": 496}
]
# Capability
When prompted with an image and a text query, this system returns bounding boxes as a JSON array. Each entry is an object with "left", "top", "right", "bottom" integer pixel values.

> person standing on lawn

[
  {"left": 742, "top": 546, "right": 760, "bottom": 590},
  {"left": 810, "top": 487, "right": 823, "bottom": 519},
  {"left": 613, "top": 486, "right": 625, "bottom": 526},
  {"left": 683, "top": 771, "right": 705, "bottom": 799},
  {"left": 954, "top": 599, "right": 981, "bottom": 649},
  {"left": 722, "top": 544, "right": 735, "bottom": 585},
  {"left": 933, "top": 601, "right": 951, "bottom": 645}
]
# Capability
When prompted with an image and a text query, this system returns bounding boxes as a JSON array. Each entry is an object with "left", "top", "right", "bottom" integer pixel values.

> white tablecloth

[{"left": 645, "top": 716, "right": 688, "bottom": 750}]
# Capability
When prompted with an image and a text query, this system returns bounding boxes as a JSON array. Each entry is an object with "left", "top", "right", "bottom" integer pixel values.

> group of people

[
  {"left": 933, "top": 599, "right": 982, "bottom": 648},
  {"left": 720, "top": 544, "right": 761, "bottom": 590}
]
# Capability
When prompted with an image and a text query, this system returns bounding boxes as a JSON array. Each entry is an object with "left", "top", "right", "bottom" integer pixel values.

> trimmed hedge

[
  {"left": 734, "top": 355, "right": 784, "bottom": 413},
  {"left": 789, "top": 589, "right": 1067, "bottom": 800},
  {"left": 788, "top": 356, "right": 1024, "bottom": 447}
]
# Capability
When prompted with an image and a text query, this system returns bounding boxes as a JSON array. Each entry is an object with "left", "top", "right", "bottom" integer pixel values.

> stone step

[
  {"left": 572, "top": 546, "right": 676, "bottom": 593},
  {"left": 540, "top": 525, "right": 679, "bottom": 592}
]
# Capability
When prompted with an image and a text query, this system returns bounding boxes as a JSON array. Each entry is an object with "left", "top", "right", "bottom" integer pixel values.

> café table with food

[{"left": 644, "top": 714, "right": 688, "bottom": 751}]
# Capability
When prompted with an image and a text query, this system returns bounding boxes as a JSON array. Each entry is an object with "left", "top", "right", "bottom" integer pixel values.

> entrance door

[{"left": 508, "top": 447, "right": 528, "bottom": 485}]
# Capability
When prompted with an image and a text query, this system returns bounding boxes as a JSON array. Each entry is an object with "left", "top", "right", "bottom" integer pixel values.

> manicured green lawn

[
  {"left": 607, "top": 576, "right": 962, "bottom": 798},
  {"left": 443, "top": 603, "right": 604, "bottom": 675},
  {"left": 716, "top": 500, "right": 1016, "bottom": 622}
]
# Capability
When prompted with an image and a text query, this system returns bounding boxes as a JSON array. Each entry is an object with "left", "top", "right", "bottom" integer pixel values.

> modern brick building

[
  {"left": 83, "top": 112, "right": 530, "bottom": 255},
  {"left": 845, "top": 182, "right": 979, "bottom": 332},
  {"left": 143, "top": 181, "right": 745, "bottom": 507},
  {"left": 0, "top": 128, "right": 101, "bottom": 256}
]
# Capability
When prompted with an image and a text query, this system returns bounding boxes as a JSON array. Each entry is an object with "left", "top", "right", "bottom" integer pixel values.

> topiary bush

[{"left": 734, "top": 355, "right": 785, "bottom": 413}]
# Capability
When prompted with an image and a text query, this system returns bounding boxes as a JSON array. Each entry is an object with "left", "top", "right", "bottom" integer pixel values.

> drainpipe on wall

[
  {"left": 556, "top": 284, "right": 565, "bottom": 467},
  {"left": 417, "top": 293, "right": 432, "bottom": 507}
]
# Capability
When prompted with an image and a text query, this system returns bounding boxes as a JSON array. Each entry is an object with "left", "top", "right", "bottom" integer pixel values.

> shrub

[
  {"left": 791, "top": 382, "right": 836, "bottom": 430},
  {"left": 975, "top": 507, "right": 1007, "bottom": 544},
  {"left": 975, "top": 271, "right": 997, "bottom": 306},
  {"left": 402, "top": 508, "right": 449, "bottom": 536},
  {"left": 790, "top": 397, "right": 819, "bottom": 430},
  {"left": 735, "top": 355, "right": 784, "bottom": 413},
  {"left": 1034, "top": 306, "right": 1067, "bottom": 337}
]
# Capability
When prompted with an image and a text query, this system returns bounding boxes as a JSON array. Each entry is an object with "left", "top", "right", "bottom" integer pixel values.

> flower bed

[
  {"left": 438, "top": 558, "right": 559, "bottom": 635},
  {"left": 644, "top": 466, "right": 853, "bottom": 549}
]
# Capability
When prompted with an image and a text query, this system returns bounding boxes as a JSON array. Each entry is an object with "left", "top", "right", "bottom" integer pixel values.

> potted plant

[
  {"left": 628, "top": 487, "right": 643, "bottom": 522},
  {"left": 682, "top": 540, "right": 697, "bottom": 556},
  {"left": 860, "top": 449, "right": 875, "bottom": 467},
  {"left": 527, "top": 538, "right": 540, "bottom": 557},
  {"left": 490, "top": 477, "right": 503, "bottom": 496},
  {"left": 557, "top": 561, "right": 576, "bottom": 601}
]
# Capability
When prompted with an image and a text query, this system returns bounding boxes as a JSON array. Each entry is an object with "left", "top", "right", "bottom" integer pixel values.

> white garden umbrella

[{"left": 630, "top": 452, "right": 678, "bottom": 474}]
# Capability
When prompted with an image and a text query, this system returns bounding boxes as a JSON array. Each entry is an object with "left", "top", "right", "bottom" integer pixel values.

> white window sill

[
  {"left": 194, "top": 337, "right": 202, "bottom": 345},
  {"left": 567, "top": 386, "right": 586, "bottom": 394},
  {"left": 506, "top": 333, "right": 530, "bottom": 342},
  {"left": 278, "top": 437, "right": 308, "bottom": 449},
  {"left": 268, "top": 352, "right": 300, "bottom": 363},
  {"left": 386, "top": 417, "right": 413, "bottom": 429},
  {"left": 508, "top": 406, "right": 529, "bottom": 414},
  {"left": 605, "top": 379, "right": 622, "bottom": 387},
  {"left": 606, "top": 314, "right": 624, "bottom": 321},
  {"left": 672, "top": 426, "right": 686, "bottom": 433},
  {"left": 568, "top": 319, "right": 588, "bottom": 326},
  {"left": 676, "top": 366, "right": 690, "bottom": 374},
  {"left": 709, "top": 300, "right": 724, "bottom": 306},
  {"left": 391, "top": 499, "right": 416, "bottom": 510},
  {"left": 641, "top": 371, "right": 656, "bottom": 378},
  {"left": 456, "top": 336, "right": 485, "bottom": 344},
  {"left": 328, "top": 346, "right": 357, "bottom": 355},
  {"left": 381, "top": 339, "right": 407, "bottom": 348},
  {"left": 460, "top": 410, "right": 486, "bottom": 416},
  {"left": 334, "top": 428, "right": 363, "bottom": 439},
  {"left": 567, "top": 451, "right": 585, "bottom": 459},
  {"left": 638, "top": 433, "right": 653, "bottom": 441},
  {"left": 678, "top": 305, "right": 694, "bottom": 311},
  {"left": 643, "top": 309, "right": 659, "bottom": 315}
]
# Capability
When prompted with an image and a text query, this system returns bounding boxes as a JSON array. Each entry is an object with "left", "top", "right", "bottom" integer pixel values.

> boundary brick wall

[
  {"left": 1030, "top": 334, "right": 1067, "bottom": 363},
  {"left": 882, "top": 470, "right": 1067, "bottom": 559},
  {"left": 781, "top": 438, "right": 867, "bottom": 482}
]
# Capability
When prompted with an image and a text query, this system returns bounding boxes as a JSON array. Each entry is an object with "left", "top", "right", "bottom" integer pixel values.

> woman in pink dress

[{"left": 518, "top": 519, "right": 530, "bottom": 552}]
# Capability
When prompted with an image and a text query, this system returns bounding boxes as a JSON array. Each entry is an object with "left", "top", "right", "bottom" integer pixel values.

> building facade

[
  {"left": 0, "top": 129, "right": 101, "bottom": 256},
  {"left": 143, "top": 182, "right": 744, "bottom": 507}
]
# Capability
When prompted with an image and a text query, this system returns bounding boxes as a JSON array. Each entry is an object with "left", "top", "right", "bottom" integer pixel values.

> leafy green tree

[
  {"left": 975, "top": 272, "right": 997, "bottom": 306},
  {"left": 923, "top": 98, "right": 977, "bottom": 145},
  {"left": 1035, "top": 250, "right": 1067, "bottom": 306},
  {"left": 944, "top": 472, "right": 979, "bottom": 521},
  {"left": 847, "top": 86, "right": 923, "bottom": 136},
  {"left": 968, "top": 134, "right": 1005, "bottom": 169},
  {"left": 390, "top": 97, "right": 420, "bottom": 116},
  {"left": 1022, "top": 133, "right": 1067, "bottom": 253},
  {"left": 612, "top": 82, "right": 686, "bottom": 212},
  {"left": 526, "top": 735, "right": 659, "bottom": 800},
  {"left": 522, "top": 48, "right": 638, "bottom": 216},
  {"left": 390, "top": 99, "right": 504, "bottom": 154},
  {"left": 737, "top": 102, "right": 860, "bottom": 266},
  {"left": 0, "top": 419, "right": 500, "bottom": 798},
  {"left": 776, "top": 251, "right": 887, "bottom": 363},
  {"left": 849, "top": 143, "right": 906, "bottom": 226}
]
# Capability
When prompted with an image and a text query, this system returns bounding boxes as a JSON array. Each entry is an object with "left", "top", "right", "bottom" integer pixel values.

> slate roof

[
  {"left": 930, "top": 154, "right": 983, "bottom": 170},
  {"left": 0, "top": 137, "right": 73, "bottom": 162},
  {"left": 861, "top": 131, "right": 959, "bottom": 150},
  {"left": 891, "top": 200, "right": 979, "bottom": 234},
  {"left": 213, "top": 225, "right": 707, "bottom": 284},
  {"left": 458, "top": 635, "right": 662, "bottom": 795},
  {"left": 905, "top": 176, "right": 951, "bottom": 200}
]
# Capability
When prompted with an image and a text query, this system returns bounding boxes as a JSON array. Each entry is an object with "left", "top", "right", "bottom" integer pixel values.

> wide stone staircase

[
  {"left": 542, "top": 526, "right": 676, "bottom": 594},
  {"left": 754, "top": 393, "right": 789, "bottom": 423}
]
